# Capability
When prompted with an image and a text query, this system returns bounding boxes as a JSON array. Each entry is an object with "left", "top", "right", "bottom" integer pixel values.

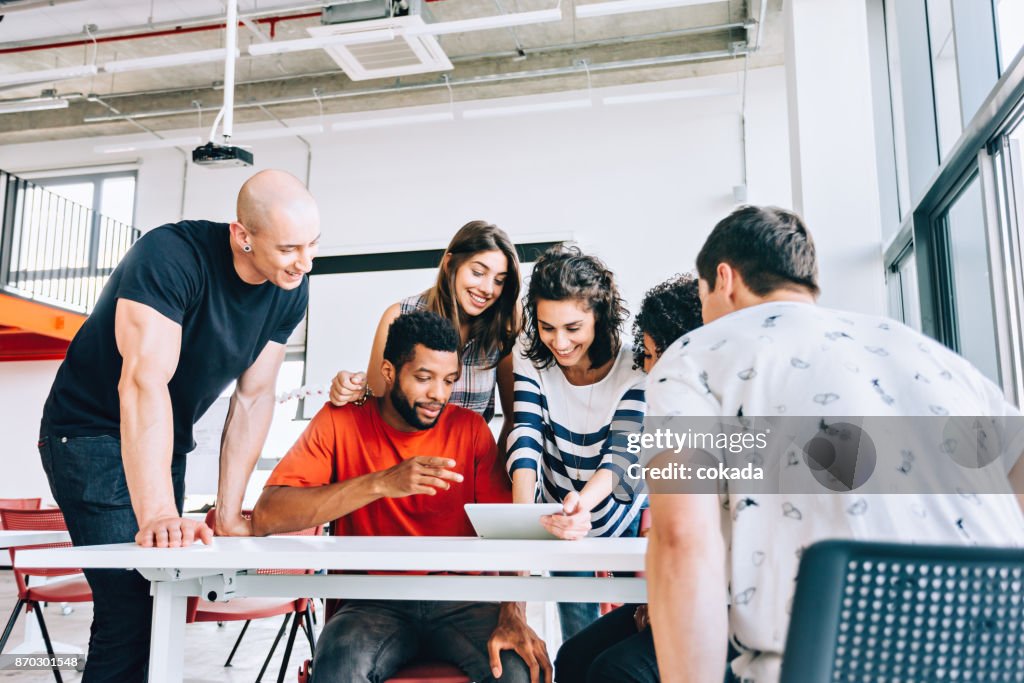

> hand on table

[
  {"left": 215, "top": 510, "right": 254, "bottom": 537},
  {"left": 540, "top": 491, "right": 591, "bottom": 540},
  {"left": 135, "top": 515, "right": 213, "bottom": 548}
]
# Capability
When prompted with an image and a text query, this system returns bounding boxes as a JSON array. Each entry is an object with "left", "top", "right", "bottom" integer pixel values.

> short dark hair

[
  {"left": 383, "top": 311, "right": 460, "bottom": 371},
  {"left": 696, "top": 205, "right": 819, "bottom": 297},
  {"left": 632, "top": 273, "right": 703, "bottom": 370},
  {"left": 522, "top": 243, "right": 627, "bottom": 370}
]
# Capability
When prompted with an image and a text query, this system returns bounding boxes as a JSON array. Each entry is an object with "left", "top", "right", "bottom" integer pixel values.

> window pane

[
  {"left": 927, "top": 0, "right": 963, "bottom": 158},
  {"left": 997, "top": 0, "right": 1024, "bottom": 71},
  {"left": 98, "top": 176, "right": 137, "bottom": 269},
  {"left": 946, "top": 177, "right": 1000, "bottom": 383}
]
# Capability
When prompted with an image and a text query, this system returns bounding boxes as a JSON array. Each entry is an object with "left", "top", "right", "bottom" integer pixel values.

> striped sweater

[{"left": 506, "top": 343, "right": 647, "bottom": 537}]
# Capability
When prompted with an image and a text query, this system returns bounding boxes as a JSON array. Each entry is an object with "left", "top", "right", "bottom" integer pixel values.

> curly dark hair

[
  {"left": 632, "top": 273, "right": 703, "bottom": 370},
  {"left": 383, "top": 310, "right": 460, "bottom": 371},
  {"left": 522, "top": 243, "right": 628, "bottom": 370}
]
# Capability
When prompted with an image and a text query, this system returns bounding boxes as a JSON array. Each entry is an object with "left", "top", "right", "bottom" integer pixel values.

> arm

[
  {"left": 506, "top": 356, "right": 544, "bottom": 503},
  {"left": 115, "top": 299, "right": 212, "bottom": 547},
  {"left": 252, "top": 455, "right": 462, "bottom": 535},
  {"left": 487, "top": 601, "right": 551, "bottom": 683},
  {"left": 365, "top": 302, "right": 403, "bottom": 397},
  {"left": 214, "top": 340, "right": 286, "bottom": 536},
  {"left": 647, "top": 491, "right": 728, "bottom": 683},
  {"left": 495, "top": 353, "right": 515, "bottom": 463},
  {"left": 1010, "top": 457, "right": 1024, "bottom": 516}
]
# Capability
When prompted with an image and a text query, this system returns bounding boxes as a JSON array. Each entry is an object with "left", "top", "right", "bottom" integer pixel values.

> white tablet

[{"left": 465, "top": 503, "right": 564, "bottom": 540}]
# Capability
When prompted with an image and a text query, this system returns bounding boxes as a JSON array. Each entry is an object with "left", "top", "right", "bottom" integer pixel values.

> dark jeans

[
  {"left": 38, "top": 431, "right": 186, "bottom": 683},
  {"left": 554, "top": 604, "right": 657, "bottom": 683},
  {"left": 310, "top": 599, "right": 531, "bottom": 683}
]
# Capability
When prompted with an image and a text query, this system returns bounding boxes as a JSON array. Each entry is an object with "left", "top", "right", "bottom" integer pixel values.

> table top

[
  {"left": 18, "top": 535, "right": 646, "bottom": 573},
  {"left": 0, "top": 529, "right": 71, "bottom": 548}
]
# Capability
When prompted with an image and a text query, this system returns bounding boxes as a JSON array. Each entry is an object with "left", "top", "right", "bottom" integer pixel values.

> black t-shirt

[{"left": 42, "top": 220, "right": 308, "bottom": 454}]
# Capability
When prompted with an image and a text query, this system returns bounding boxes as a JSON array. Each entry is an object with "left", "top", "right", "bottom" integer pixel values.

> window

[
  {"left": 996, "top": 0, "right": 1024, "bottom": 71},
  {"left": 942, "top": 175, "right": 1001, "bottom": 383},
  {"left": 886, "top": 247, "right": 921, "bottom": 330},
  {"left": 926, "top": 0, "right": 963, "bottom": 158}
]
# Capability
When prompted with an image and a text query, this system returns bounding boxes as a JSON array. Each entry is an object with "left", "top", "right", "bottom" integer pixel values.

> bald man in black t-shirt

[{"left": 38, "top": 169, "right": 321, "bottom": 682}]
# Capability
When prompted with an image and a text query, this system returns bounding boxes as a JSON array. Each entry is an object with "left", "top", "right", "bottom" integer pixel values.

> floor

[{"left": 0, "top": 572, "right": 559, "bottom": 682}]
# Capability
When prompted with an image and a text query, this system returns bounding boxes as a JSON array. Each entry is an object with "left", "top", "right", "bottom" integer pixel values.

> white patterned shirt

[{"left": 645, "top": 301, "right": 1024, "bottom": 683}]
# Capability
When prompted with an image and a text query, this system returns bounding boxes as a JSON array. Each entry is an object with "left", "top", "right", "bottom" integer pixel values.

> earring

[{"left": 242, "top": 244, "right": 252, "bottom": 253}]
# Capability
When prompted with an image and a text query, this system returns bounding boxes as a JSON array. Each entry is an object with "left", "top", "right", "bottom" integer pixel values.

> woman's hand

[
  {"left": 540, "top": 491, "right": 591, "bottom": 540},
  {"left": 329, "top": 370, "right": 367, "bottom": 406}
]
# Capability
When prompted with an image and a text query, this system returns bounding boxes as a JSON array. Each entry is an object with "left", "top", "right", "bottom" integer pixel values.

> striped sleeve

[
  {"left": 506, "top": 352, "right": 545, "bottom": 478},
  {"left": 598, "top": 376, "right": 647, "bottom": 503}
]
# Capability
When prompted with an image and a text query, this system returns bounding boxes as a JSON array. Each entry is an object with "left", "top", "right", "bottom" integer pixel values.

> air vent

[{"left": 307, "top": 16, "right": 452, "bottom": 81}]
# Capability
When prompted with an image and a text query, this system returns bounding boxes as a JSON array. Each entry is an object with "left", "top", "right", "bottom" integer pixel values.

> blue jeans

[
  {"left": 310, "top": 600, "right": 531, "bottom": 683},
  {"left": 38, "top": 431, "right": 186, "bottom": 683},
  {"left": 554, "top": 604, "right": 657, "bottom": 683}
]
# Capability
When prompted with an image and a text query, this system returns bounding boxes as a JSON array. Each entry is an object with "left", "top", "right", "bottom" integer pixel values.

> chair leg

[
  {"left": 255, "top": 614, "right": 290, "bottom": 683},
  {"left": 32, "top": 602, "right": 63, "bottom": 683},
  {"left": 223, "top": 619, "right": 251, "bottom": 667},
  {"left": 303, "top": 603, "right": 316, "bottom": 656},
  {"left": 0, "top": 599, "right": 25, "bottom": 654},
  {"left": 276, "top": 611, "right": 302, "bottom": 683}
]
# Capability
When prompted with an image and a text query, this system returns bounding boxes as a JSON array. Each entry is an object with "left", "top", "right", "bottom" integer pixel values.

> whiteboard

[{"left": 304, "top": 268, "right": 435, "bottom": 419}]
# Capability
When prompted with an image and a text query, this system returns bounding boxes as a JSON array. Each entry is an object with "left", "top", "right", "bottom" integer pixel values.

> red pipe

[{"left": 0, "top": 11, "right": 320, "bottom": 55}]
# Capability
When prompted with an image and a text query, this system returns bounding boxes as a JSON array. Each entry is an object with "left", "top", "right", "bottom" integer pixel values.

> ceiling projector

[{"left": 192, "top": 142, "right": 253, "bottom": 168}]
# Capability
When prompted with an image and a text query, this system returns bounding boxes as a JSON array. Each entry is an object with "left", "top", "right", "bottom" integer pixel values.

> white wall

[
  {"left": 0, "top": 66, "right": 802, "bottom": 499},
  {"left": 0, "top": 361, "right": 60, "bottom": 502}
]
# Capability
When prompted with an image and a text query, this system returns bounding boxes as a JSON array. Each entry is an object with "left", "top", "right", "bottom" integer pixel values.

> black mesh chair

[{"left": 781, "top": 539, "right": 1024, "bottom": 683}]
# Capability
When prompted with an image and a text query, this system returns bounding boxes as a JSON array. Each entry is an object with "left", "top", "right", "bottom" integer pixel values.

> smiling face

[
  {"left": 244, "top": 218, "right": 320, "bottom": 290},
  {"left": 451, "top": 249, "right": 508, "bottom": 318},
  {"left": 385, "top": 344, "right": 460, "bottom": 430},
  {"left": 535, "top": 298, "right": 596, "bottom": 370}
]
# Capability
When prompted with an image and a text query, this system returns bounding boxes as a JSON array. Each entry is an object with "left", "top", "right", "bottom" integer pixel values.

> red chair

[
  {"left": 0, "top": 508, "right": 92, "bottom": 683},
  {"left": 188, "top": 509, "right": 320, "bottom": 683},
  {"left": 0, "top": 498, "right": 42, "bottom": 528}
]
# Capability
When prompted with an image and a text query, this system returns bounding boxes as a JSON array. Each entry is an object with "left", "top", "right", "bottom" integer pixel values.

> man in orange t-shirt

[{"left": 252, "top": 311, "right": 550, "bottom": 683}]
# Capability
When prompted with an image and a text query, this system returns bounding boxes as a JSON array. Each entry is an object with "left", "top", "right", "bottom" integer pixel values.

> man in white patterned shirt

[{"left": 644, "top": 206, "right": 1024, "bottom": 683}]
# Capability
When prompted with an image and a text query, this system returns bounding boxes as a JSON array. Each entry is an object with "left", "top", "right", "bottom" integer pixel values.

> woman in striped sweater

[{"left": 506, "top": 244, "right": 646, "bottom": 640}]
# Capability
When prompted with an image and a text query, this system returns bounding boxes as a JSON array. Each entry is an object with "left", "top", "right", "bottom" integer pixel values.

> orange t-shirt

[{"left": 265, "top": 398, "right": 511, "bottom": 537}]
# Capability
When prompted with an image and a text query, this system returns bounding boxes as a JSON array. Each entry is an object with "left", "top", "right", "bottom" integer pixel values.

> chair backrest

[
  {"left": 0, "top": 508, "right": 82, "bottom": 592},
  {"left": 780, "top": 539, "right": 1024, "bottom": 683},
  {"left": 0, "top": 498, "right": 42, "bottom": 529}
]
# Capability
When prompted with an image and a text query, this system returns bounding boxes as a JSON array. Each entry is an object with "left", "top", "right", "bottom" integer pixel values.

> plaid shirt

[{"left": 400, "top": 293, "right": 499, "bottom": 421}]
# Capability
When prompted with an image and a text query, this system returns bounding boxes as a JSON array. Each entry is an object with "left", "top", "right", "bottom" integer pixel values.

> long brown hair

[{"left": 424, "top": 220, "right": 521, "bottom": 365}]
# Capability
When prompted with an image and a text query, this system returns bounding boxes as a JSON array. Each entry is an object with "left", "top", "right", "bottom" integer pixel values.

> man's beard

[{"left": 390, "top": 382, "right": 446, "bottom": 430}]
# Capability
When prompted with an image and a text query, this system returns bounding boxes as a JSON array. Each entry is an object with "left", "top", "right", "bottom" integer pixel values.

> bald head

[{"left": 236, "top": 169, "right": 319, "bottom": 235}]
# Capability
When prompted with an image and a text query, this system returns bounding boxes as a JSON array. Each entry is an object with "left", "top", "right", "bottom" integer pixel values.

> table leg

[{"left": 147, "top": 581, "right": 186, "bottom": 683}]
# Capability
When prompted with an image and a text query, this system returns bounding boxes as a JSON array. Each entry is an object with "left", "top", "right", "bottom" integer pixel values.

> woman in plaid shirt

[{"left": 330, "top": 220, "right": 521, "bottom": 446}]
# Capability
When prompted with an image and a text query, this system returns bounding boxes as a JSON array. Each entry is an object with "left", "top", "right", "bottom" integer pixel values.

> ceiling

[{"left": 0, "top": 0, "right": 784, "bottom": 144}]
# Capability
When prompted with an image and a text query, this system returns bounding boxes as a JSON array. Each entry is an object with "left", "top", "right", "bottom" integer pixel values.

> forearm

[
  {"left": 647, "top": 526, "right": 728, "bottom": 683},
  {"left": 251, "top": 473, "right": 385, "bottom": 536},
  {"left": 217, "top": 388, "right": 276, "bottom": 520},
  {"left": 119, "top": 376, "right": 177, "bottom": 524},
  {"left": 511, "top": 469, "right": 538, "bottom": 503},
  {"left": 577, "top": 469, "right": 614, "bottom": 512}
]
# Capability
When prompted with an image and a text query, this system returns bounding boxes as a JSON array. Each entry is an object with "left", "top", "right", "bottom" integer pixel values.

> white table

[
  {"left": 20, "top": 535, "right": 647, "bottom": 683},
  {"left": 0, "top": 530, "right": 70, "bottom": 548}
]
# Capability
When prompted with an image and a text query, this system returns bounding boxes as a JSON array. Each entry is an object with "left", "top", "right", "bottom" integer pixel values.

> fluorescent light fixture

[
  {"left": 95, "top": 135, "right": 202, "bottom": 154},
  {"left": 602, "top": 87, "right": 736, "bottom": 105},
  {"left": 405, "top": 8, "right": 562, "bottom": 35},
  {"left": 462, "top": 99, "right": 592, "bottom": 120},
  {"left": 576, "top": 0, "right": 712, "bottom": 19},
  {"left": 103, "top": 49, "right": 236, "bottom": 74},
  {"left": 331, "top": 111, "right": 453, "bottom": 131},
  {"left": 231, "top": 124, "right": 325, "bottom": 141},
  {"left": 0, "top": 64, "right": 97, "bottom": 88},
  {"left": 0, "top": 96, "right": 70, "bottom": 114},
  {"left": 248, "top": 29, "right": 395, "bottom": 56}
]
